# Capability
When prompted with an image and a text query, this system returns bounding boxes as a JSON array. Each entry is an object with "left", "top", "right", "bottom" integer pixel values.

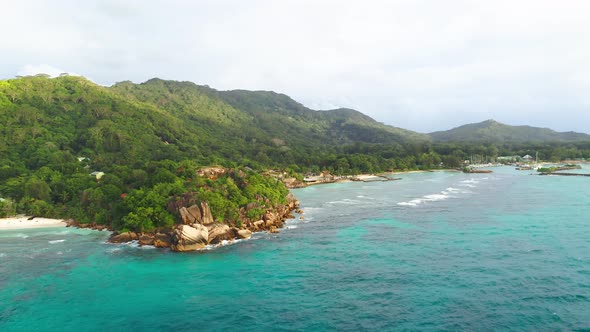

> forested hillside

[
  {"left": 1, "top": 75, "right": 590, "bottom": 231},
  {"left": 0, "top": 75, "right": 431, "bottom": 230}
]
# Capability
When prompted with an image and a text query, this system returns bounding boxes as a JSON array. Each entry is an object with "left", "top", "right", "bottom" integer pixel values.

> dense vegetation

[{"left": 1, "top": 75, "right": 590, "bottom": 227}]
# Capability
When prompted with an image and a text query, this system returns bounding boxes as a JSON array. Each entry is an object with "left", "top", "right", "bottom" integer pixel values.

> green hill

[
  {"left": 429, "top": 119, "right": 590, "bottom": 143},
  {"left": 3, "top": 75, "right": 588, "bottom": 232},
  {"left": 0, "top": 74, "right": 431, "bottom": 231},
  {"left": 209, "top": 88, "right": 429, "bottom": 146}
]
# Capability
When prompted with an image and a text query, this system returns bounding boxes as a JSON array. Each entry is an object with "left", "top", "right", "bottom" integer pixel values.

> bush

[{"left": 0, "top": 199, "right": 16, "bottom": 217}]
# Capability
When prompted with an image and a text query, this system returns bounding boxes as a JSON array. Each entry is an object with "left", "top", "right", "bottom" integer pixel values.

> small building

[{"left": 522, "top": 154, "right": 534, "bottom": 163}]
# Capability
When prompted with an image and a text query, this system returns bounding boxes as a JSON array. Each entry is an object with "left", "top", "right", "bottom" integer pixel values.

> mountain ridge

[{"left": 429, "top": 119, "right": 590, "bottom": 143}]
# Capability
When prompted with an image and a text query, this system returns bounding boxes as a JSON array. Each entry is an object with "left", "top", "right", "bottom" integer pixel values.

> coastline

[
  {"left": 298, "top": 169, "right": 458, "bottom": 187},
  {"left": 0, "top": 215, "right": 67, "bottom": 230}
]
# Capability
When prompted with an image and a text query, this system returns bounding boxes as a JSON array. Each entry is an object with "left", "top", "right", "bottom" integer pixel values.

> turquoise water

[{"left": 1, "top": 167, "right": 589, "bottom": 331}]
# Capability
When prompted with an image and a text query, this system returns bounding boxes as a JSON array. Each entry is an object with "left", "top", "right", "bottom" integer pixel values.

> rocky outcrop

[
  {"left": 179, "top": 205, "right": 202, "bottom": 225},
  {"left": 110, "top": 231, "right": 139, "bottom": 243},
  {"left": 253, "top": 220, "right": 265, "bottom": 230},
  {"left": 207, "top": 224, "right": 231, "bottom": 244},
  {"left": 178, "top": 202, "right": 215, "bottom": 226},
  {"left": 237, "top": 229, "right": 252, "bottom": 239},
  {"left": 106, "top": 191, "right": 300, "bottom": 251},
  {"left": 154, "top": 233, "right": 172, "bottom": 248},
  {"left": 200, "top": 202, "right": 215, "bottom": 225},
  {"left": 171, "top": 224, "right": 209, "bottom": 252},
  {"left": 197, "top": 166, "right": 226, "bottom": 179},
  {"left": 138, "top": 233, "right": 155, "bottom": 246}
]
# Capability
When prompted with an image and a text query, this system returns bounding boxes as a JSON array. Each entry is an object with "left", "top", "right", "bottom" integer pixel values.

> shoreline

[
  {"left": 0, "top": 215, "right": 67, "bottom": 230},
  {"left": 299, "top": 169, "right": 459, "bottom": 187}
]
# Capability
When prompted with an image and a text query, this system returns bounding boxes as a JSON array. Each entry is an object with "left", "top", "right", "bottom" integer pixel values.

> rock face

[
  {"left": 179, "top": 205, "right": 202, "bottom": 225},
  {"left": 237, "top": 229, "right": 252, "bottom": 239},
  {"left": 154, "top": 233, "right": 172, "bottom": 248},
  {"left": 171, "top": 224, "right": 209, "bottom": 252},
  {"left": 253, "top": 220, "right": 264, "bottom": 230},
  {"left": 200, "top": 202, "right": 215, "bottom": 225},
  {"left": 110, "top": 231, "right": 138, "bottom": 243},
  {"left": 138, "top": 234, "right": 155, "bottom": 246},
  {"left": 207, "top": 224, "right": 230, "bottom": 244}
]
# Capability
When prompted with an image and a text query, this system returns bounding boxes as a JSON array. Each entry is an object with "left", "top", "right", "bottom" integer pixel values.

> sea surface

[{"left": 1, "top": 166, "right": 589, "bottom": 331}]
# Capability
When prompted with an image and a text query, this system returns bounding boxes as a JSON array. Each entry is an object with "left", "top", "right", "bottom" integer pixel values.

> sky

[{"left": 2, "top": 0, "right": 590, "bottom": 133}]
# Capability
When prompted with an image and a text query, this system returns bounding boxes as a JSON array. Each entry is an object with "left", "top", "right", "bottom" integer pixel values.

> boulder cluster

[{"left": 108, "top": 193, "right": 300, "bottom": 252}]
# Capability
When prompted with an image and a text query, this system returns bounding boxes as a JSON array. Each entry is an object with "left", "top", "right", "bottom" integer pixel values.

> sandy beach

[{"left": 0, "top": 215, "right": 67, "bottom": 230}]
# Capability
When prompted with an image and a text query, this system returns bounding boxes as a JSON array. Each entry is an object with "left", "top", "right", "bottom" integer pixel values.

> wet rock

[
  {"left": 237, "top": 229, "right": 252, "bottom": 239},
  {"left": 138, "top": 234, "right": 155, "bottom": 246},
  {"left": 207, "top": 224, "right": 231, "bottom": 244},
  {"left": 154, "top": 233, "right": 172, "bottom": 248},
  {"left": 109, "top": 231, "right": 138, "bottom": 243},
  {"left": 171, "top": 224, "right": 208, "bottom": 251}
]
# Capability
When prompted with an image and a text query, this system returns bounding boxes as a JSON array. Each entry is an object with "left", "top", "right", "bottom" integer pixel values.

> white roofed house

[{"left": 522, "top": 154, "right": 534, "bottom": 163}]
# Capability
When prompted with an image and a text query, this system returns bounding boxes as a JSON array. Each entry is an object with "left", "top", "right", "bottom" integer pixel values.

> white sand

[
  {"left": 354, "top": 174, "right": 384, "bottom": 181},
  {"left": 0, "top": 215, "right": 66, "bottom": 230}
]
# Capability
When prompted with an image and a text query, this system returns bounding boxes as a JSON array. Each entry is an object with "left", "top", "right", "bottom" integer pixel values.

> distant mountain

[
  {"left": 429, "top": 119, "right": 590, "bottom": 143},
  {"left": 197, "top": 86, "right": 430, "bottom": 146}
]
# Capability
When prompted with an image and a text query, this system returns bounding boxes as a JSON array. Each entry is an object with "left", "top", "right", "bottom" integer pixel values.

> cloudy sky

[{"left": 2, "top": 0, "right": 590, "bottom": 133}]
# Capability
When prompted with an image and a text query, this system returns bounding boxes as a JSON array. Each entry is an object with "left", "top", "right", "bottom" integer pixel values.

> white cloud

[{"left": 2, "top": 0, "right": 590, "bottom": 132}]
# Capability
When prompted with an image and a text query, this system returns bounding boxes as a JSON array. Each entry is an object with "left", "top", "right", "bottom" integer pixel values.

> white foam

[
  {"left": 446, "top": 187, "right": 461, "bottom": 192},
  {"left": 397, "top": 190, "right": 453, "bottom": 206},
  {"left": 460, "top": 179, "right": 480, "bottom": 184},
  {"left": 285, "top": 225, "right": 298, "bottom": 230},
  {"left": 204, "top": 238, "right": 244, "bottom": 250},
  {"left": 423, "top": 194, "right": 449, "bottom": 201},
  {"left": 49, "top": 239, "right": 66, "bottom": 244},
  {"left": 326, "top": 199, "right": 361, "bottom": 205},
  {"left": 460, "top": 184, "right": 476, "bottom": 188},
  {"left": 53, "top": 230, "right": 74, "bottom": 235},
  {"left": 0, "top": 253, "right": 6, "bottom": 258},
  {"left": 124, "top": 240, "right": 140, "bottom": 248}
]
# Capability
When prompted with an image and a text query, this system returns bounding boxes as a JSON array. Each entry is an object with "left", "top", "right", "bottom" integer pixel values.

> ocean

[{"left": 1, "top": 167, "right": 589, "bottom": 331}]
